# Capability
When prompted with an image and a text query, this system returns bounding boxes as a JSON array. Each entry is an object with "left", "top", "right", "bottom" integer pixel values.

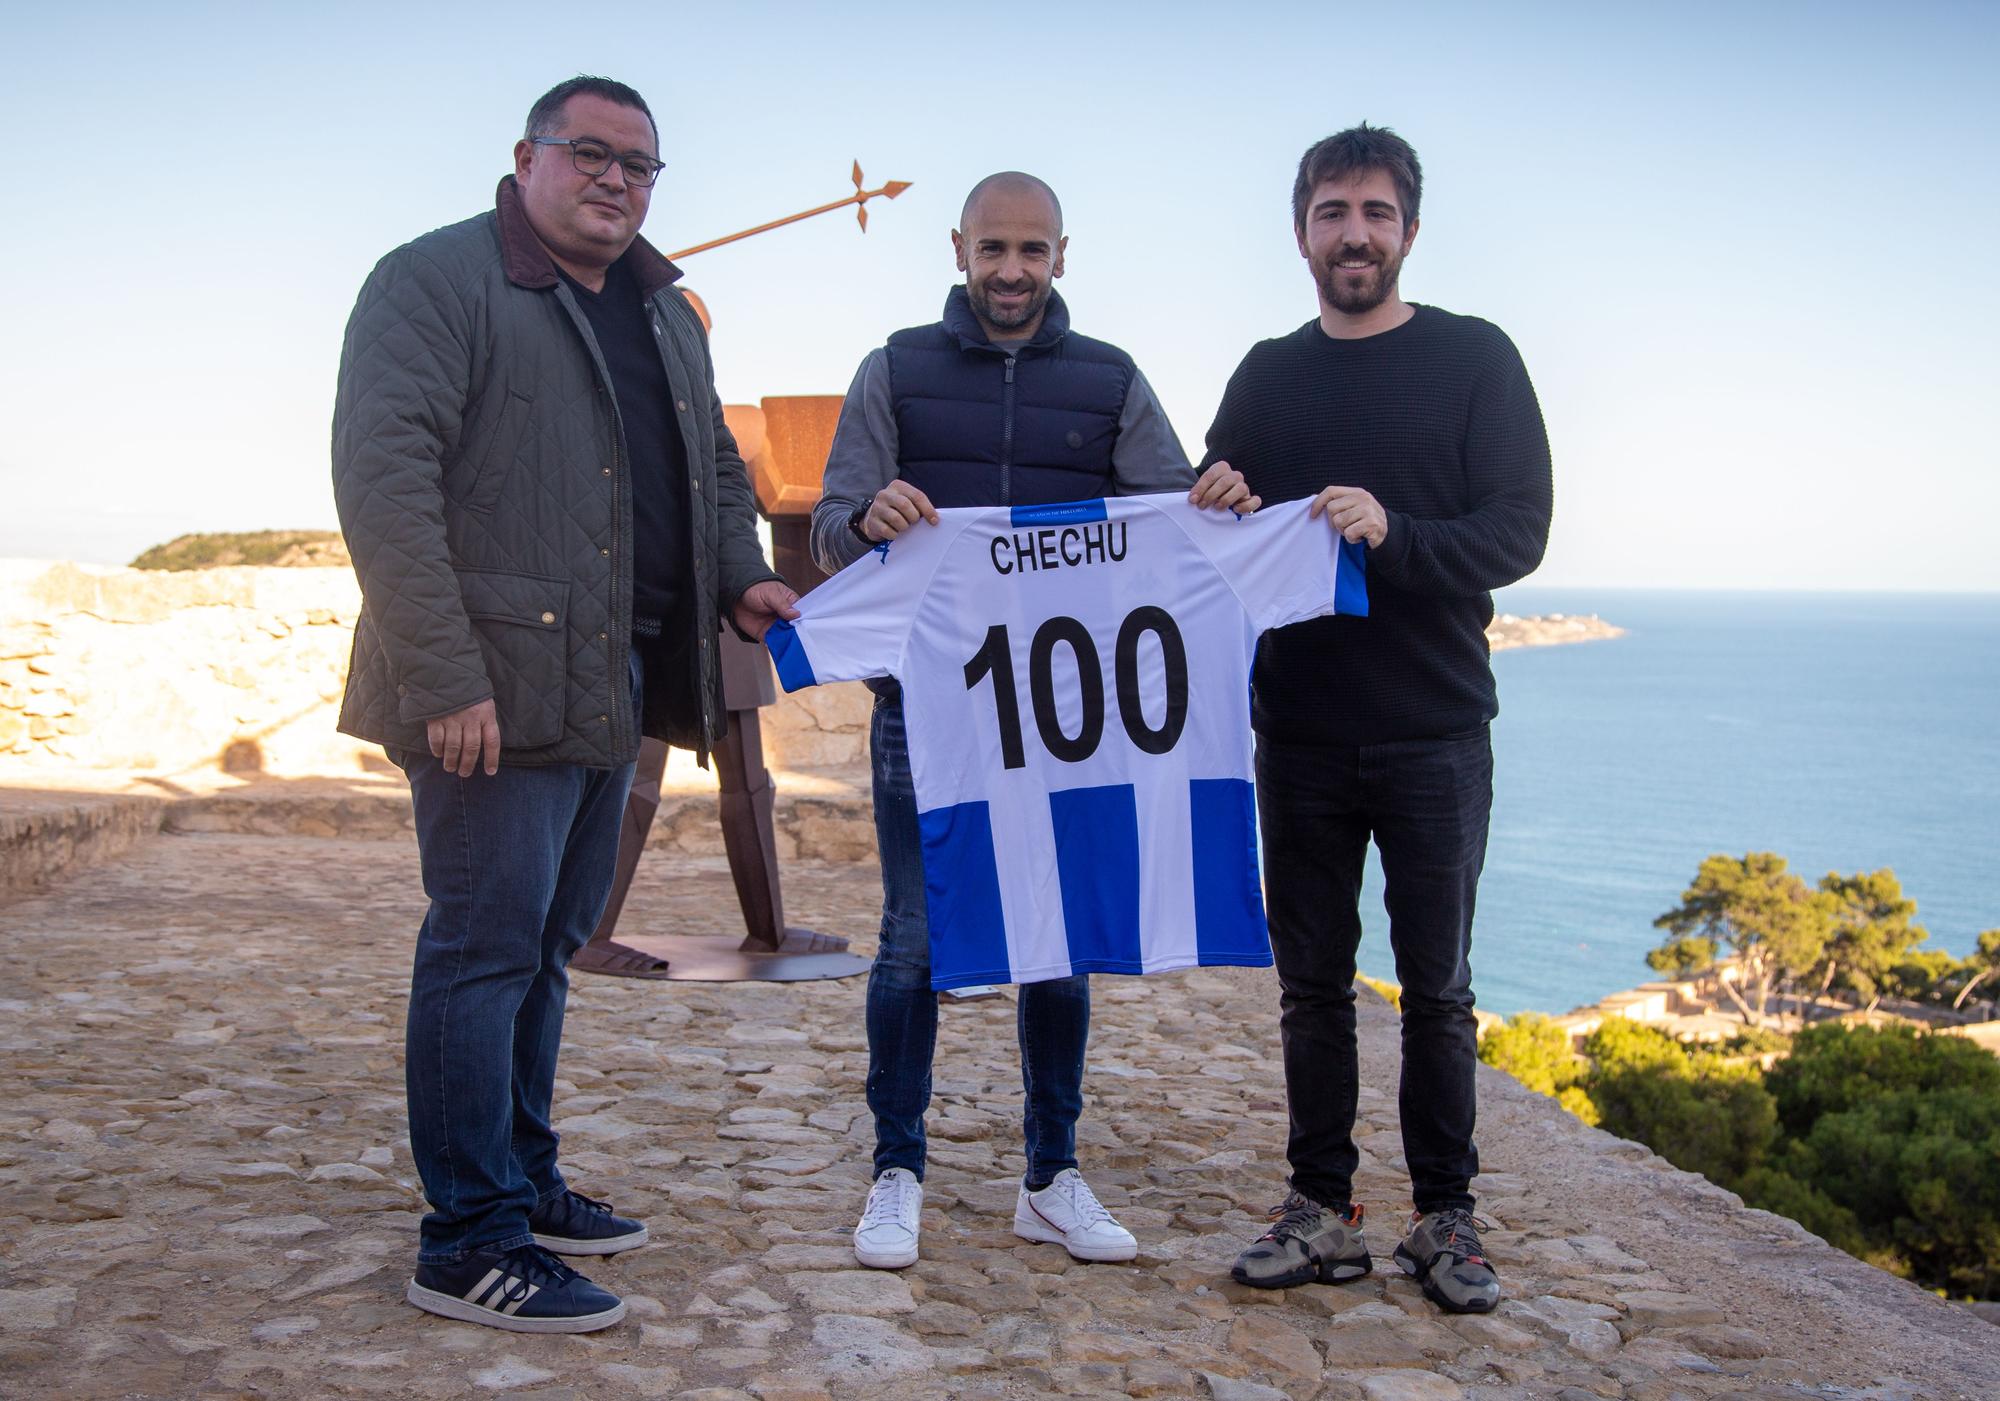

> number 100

[{"left": 962, "top": 607, "right": 1190, "bottom": 770}]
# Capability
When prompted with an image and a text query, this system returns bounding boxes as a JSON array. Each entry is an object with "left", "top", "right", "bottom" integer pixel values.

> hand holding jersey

[{"left": 768, "top": 491, "right": 1367, "bottom": 989}]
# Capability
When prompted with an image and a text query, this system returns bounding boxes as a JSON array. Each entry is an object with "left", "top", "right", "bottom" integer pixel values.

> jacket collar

[
  {"left": 940, "top": 284, "right": 1071, "bottom": 355},
  {"left": 494, "top": 175, "right": 682, "bottom": 299}
]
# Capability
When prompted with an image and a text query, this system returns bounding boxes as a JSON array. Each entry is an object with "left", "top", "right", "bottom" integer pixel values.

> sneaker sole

[
  {"left": 1392, "top": 1242, "right": 1498, "bottom": 1314},
  {"left": 533, "top": 1224, "right": 650, "bottom": 1256},
  {"left": 853, "top": 1240, "right": 919, "bottom": 1269},
  {"left": 406, "top": 1280, "right": 626, "bottom": 1333},
  {"left": 1230, "top": 1252, "right": 1372, "bottom": 1290},
  {"left": 1011, "top": 1211, "right": 1138, "bottom": 1262}
]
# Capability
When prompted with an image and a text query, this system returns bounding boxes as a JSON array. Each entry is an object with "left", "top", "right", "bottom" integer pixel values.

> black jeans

[{"left": 1255, "top": 727, "right": 1492, "bottom": 1214}]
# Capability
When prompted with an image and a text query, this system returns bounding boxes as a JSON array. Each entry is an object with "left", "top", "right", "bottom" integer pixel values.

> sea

[{"left": 1348, "top": 589, "right": 2000, "bottom": 1018}]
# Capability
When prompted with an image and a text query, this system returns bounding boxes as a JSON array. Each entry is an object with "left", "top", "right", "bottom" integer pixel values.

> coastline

[{"left": 1488, "top": 610, "right": 1624, "bottom": 651}]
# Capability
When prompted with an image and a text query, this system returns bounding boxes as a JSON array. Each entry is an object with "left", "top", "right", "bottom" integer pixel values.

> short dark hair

[
  {"left": 1292, "top": 123, "right": 1421, "bottom": 233},
  {"left": 525, "top": 76, "right": 658, "bottom": 149}
]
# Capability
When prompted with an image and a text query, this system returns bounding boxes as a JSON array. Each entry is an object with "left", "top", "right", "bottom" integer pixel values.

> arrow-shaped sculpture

[{"left": 668, "top": 161, "right": 913, "bottom": 261}]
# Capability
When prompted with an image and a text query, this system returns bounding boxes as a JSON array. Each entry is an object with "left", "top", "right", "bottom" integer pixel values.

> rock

[
  {"left": 305, "top": 1162, "right": 386, "bottom": 1184},
  {"left": 809, "top": 1313, "right": 934, "bottom": 1381},
  {"left": 764, "top": 1244, "right": 857, "bottom": 1270},
  {"left": 1060, "top": 1329, "right": 1154, "bottom": 1363},
  {"left": 220, "top": 1214, "right": 332, "bottom": 1241},
  {"left": 786, "top": 1270, "right": 917, "bottom": 1316},
  {"left": 1226, "top": 1311, "right": 1322, "bottom": 1378},
  {"left": 1125, "top": 1358, "right": 1198, "bottom": 1396},
  {"left": 471, "top": 1357, "right": 558, "bottom": 1389},
  {"left": 1357, "top": 1374, "right": 1466, "bottom": 1400},
  {"left": 597, "top": 1362, "right": 681, "bottom": 1395},
  {"left": 1674, "top": 1324, "right": 1769, "bottom": 1359},
  {"left": 0, "top": 1287, "right": 76, "bottom": 1332},
  {"left": 248, "top": 1315, "right": 319, "bottom": 1343},
  {"left": 909, "top": 1302, "right": 980, "bottom": 1336},
  {"left": 1199, "top": 1372, "right": 1290, "bottom": 1401},
  {"left": 1614, "top": 1289, "right": 1726, "bottom": 1328}
]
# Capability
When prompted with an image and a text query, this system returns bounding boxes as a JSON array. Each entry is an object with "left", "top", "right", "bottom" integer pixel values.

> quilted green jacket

[{"left": 331, "top": 177, "right": 779, "bottom": 767}]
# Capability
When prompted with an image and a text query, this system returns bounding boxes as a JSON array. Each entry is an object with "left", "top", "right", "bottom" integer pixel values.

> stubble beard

[
  {"left": 1317, "top": 247, "right": 1404, "bottom": 316},
  {"left": 970, "top": 279, "right": 1049, "bottom": 333}
]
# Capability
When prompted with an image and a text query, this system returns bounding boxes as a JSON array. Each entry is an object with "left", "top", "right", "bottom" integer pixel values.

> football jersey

[{"left": 764, "top": 492, "right": 1368, "bottom": 989}]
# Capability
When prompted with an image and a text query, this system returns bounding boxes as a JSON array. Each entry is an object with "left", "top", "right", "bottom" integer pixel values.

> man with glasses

[{"left": 333, "top": 75, "right": 795, "bottom": 1333}]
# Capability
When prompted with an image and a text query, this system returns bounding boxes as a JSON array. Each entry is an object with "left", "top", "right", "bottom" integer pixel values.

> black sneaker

[
  {"left": 407, "top": 1242, "right": 625, "bottom": 1333},
  {"left": 529, "top": 1188, "right": 649, "bottom": 1256},
  {"left": 1393, "top": 1207, "right": 1500, "bottom": 1314},
  {"left": 1230, "top": 1192, "right": 1373, "bottom": 1289}
]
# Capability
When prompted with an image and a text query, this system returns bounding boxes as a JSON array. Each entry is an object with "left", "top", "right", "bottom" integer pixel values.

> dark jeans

[
  {"left": 397, "top": 653, "right": 640, "bottom": 1263},
  {"left": 1255, "top": 727, "right": 1492, "bottom": 1215},
  {"left": 865, "top": 692, "right": 1089, "bottom": 1189}
]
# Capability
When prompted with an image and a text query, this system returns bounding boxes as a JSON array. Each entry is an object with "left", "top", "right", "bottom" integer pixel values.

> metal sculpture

[{"left": 574, "top": 169, "right": 909, "bottom": 982}]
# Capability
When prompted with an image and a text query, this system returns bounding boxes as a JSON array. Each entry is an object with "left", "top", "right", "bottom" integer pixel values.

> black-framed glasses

[{"left": 530, "top": 137, "right": 665, "bottom": 187}]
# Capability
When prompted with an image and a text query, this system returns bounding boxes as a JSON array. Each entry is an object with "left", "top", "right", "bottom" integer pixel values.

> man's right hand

[
  {"left": 428, "top": 698, "right": 501, "bottom": 777},
  {"left": 861, "top": 479, "right": 940, "bottom": 542}
]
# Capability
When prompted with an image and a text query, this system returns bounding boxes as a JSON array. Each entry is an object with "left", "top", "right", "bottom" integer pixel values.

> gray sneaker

[
  {"left": 1393, "top": 1208, "right": 1500, "bottom": 1314},
  {"left": 1230, "top": 1192, "right": 1372, "bottom": 1289}
]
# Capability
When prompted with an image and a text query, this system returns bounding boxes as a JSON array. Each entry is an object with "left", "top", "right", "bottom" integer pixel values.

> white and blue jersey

[{"left": 764, "top": 492, "right": 1367, "bottom": 989}]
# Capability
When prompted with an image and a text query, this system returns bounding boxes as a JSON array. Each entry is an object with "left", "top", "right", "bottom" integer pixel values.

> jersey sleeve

[
  {"left": 762, "top": 515, "right": 967, "bottom": 690},
  {"left": 1171, "top": 496, "right": 1369, "bottom": 632}
]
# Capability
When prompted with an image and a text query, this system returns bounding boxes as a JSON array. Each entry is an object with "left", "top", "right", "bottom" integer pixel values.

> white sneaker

[
  {"left": 1012, "top": 1169, "right": 1138, "bottom": 1262},
  {"left": 853, "top": 1168, "right": 922, "bottom": 1269}
]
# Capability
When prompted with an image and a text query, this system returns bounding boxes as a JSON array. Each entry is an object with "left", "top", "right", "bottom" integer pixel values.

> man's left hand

[
  {"left": 1188, "top": 461, "right": 1260, "bottom": 515},
  {"left": 731, "top": 580, "right": 802, "bottom": 641},
  {"left": 1310, "top": 485, "right": 1388, "bottom": 547}
]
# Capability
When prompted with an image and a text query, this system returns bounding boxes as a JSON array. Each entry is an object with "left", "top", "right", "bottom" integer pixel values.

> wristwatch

[{"left": 847, "top": 502, "right": 873, "bottom": 545}]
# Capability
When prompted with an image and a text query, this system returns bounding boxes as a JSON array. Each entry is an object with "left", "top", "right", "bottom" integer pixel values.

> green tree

[
  {"left": 1651, "top": 852, "right": 1836, "bottom": 1026},
  {"left": 1814, "top": 869, "right": 1928, "bottom": 1013},
  {"left": 1580, "top": 1020, "right": 1777, "bottom": 1187},
  {"left": 1478, "top": 1013, "right": 1584, "bottom": 1097},
  {"left": 1785, "top": 1086, "right": 2000, "bottom": 1297},
  {"left": 1478, "top": 1014, "right": 1603, "bottom": 1125},
  {"left": 1764, "top": 1021, "right": 2000, "bottom": 1139},
  {"left": 1949, "top": 929, "right": 2000, "bottom": 1011}
]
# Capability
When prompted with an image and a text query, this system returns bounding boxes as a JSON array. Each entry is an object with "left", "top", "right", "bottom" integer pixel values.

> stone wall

[{"left": 0, "top": 559, "right": 869, "bottom": 780}]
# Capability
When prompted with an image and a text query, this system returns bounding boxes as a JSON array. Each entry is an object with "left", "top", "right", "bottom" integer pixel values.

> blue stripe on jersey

[
  {"left": 916, "top": 801, "right": 1013, "bottom": 989},
  {"left": 1049, "top": 783, "right": 1144, "bottom": 973},
  {"left": 1009, "top": 499, "right": 1107, "bottom": 528},
  {"left": 763, "top": 619, "right": 817, "bottom": 692},
  {"left": 1335, "top": 537, "right": 1370, "bottom": 617},
  {"left": 1190, "top": 778, "right": 1273, "bottom": 967}
]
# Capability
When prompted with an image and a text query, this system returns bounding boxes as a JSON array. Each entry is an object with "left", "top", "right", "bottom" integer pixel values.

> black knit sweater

[{"left": 1201, "top": 305, "right": 1553, "bottom": 745}]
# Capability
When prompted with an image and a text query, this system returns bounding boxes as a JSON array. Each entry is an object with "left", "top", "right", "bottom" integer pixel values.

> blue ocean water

[{"left": 1349, "top": 589, "right": 2000, "bottom": 1017}]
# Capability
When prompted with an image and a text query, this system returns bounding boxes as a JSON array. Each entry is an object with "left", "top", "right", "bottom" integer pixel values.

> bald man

[{"left": 811, "top": 173, "right": 1253, "bottom": 1270}]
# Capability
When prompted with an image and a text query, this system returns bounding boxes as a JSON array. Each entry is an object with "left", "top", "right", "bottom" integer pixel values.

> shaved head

[{"left": 960, "top": 172, "right": 1063, "bottom": 235}]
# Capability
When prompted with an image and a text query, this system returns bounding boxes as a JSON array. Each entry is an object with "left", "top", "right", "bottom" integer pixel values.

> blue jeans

[
  {"left": 1255, "top": 728, "right": 1492, "bottom": 1214},
  {"left": 397, "top": 653, "right": 640, "bottom": 1262},
  {"left": 866, "top": 691, "right": 1090, "bottom": 1189}
]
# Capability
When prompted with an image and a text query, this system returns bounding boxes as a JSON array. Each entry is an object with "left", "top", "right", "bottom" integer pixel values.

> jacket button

[
  {"left": 602, "top": 467, "right": 611, "bottom": 476},
  {"left": 540, "top": 611, "right": 556, "bottom": 625},
  {"left": 397, "top": 684, "right": 407, "bottom": 696},
  {"left": 692, "top": 478, "right": 701, "bottom": 493},
  {"left": 599, "top": 715, "right": 608, "bottom": 724},
  {"left": 598, "top": 631, "right": 608, "bottom": 641},
  {"left": 676, "top": 399, "right": 688, "bottom": 412},
  {"left": 600, "top": 547, "right": 610, "bottom": 557}
]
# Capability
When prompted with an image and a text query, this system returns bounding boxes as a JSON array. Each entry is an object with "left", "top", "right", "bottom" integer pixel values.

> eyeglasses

[{"left": 530, "top": 137, "right": 665, "bottom": 188}]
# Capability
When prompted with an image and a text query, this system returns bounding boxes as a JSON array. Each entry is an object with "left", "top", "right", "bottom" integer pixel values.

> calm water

[{"left": 1348, "top": 589, "right": 2000, "bottom": 1017}]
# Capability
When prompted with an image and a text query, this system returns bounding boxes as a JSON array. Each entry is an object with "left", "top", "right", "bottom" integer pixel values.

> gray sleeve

[
  {"left": 1109, "top": 367, "right": 1196, "bottom": 496},
  {"left": 810, "top": 348, "right": 899, "bottom": 573}
]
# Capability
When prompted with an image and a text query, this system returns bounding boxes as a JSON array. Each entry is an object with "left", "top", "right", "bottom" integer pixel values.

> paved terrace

[{"left": 1, "top": 802, "right": 1994, "bottom": 1400}]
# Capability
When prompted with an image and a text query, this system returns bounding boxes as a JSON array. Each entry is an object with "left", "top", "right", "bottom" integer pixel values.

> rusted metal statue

[{"left": 571, "top": 168, "right": 909, "bottom": 983}]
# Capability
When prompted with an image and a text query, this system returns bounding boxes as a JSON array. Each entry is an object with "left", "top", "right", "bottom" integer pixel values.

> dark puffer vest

[{"left": 884, "top": 287, "right": 1134, "bottom": 507}]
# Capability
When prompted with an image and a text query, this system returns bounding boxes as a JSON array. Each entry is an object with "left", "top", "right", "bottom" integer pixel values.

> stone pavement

[{"left": 1, "top": 830, "right": 1994, "bottom": 1400}]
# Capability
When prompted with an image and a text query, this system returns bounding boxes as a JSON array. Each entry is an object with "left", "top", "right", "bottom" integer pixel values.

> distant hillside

[{"left": 131, "top": 531, "right": 350, "bottom": 571}]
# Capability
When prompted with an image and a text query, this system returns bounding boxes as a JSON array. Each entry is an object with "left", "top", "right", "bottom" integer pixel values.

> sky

[{"left": 2, "top": 0, "right": 1996, "bottom": 590}]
